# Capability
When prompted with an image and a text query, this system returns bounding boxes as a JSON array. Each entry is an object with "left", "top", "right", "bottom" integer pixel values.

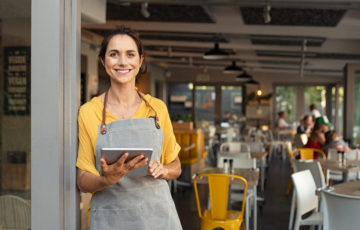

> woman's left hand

[{"left": 148, "top": 160, "right": 168, "bottom": 179}]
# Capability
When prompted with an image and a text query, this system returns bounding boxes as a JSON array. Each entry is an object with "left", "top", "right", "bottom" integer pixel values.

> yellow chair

[
  {"left": 193, "top": 173, "right": 248, "bottom": 230},
  {"left": 292, "top": 148, "right": 326, "bottom": 160},
  {"left": 284, "top": 141, "right": 294, "bottom": 195}
]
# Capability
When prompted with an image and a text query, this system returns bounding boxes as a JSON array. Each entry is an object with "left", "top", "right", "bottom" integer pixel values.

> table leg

[
  {"left": 254, "top": 185, "right": 257, "bottom": 230},
  {"left": 343, "top": 172, "right": 349, "bottom": 182}
]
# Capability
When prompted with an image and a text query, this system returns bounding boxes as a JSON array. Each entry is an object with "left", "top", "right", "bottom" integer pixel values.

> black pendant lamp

[
  {"left": 244, "top": 78, "right": 259, "bottom": 85},
  {"left": 203, "top": 42, "right": 229, "bottom": 60},
  {"left": 224, "top": 61, "right": 243, "bottom": 74},
  {"left": 236, "top": 71, "right": 252, "bottom": 81}
]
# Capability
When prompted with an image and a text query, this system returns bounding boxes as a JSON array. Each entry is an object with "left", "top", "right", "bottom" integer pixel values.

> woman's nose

[{"left": 116, "top": 54, "right": 127, "bottom": 65}]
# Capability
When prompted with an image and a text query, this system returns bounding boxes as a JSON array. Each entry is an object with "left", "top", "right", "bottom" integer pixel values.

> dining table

[
  {"left": 329, "top": 180, "right": 360, "bottom": 196},
  {"left": 317, "top": 159, "right": 360, "bottom": 181},
  {"left": 195, "top": 167, "right": 260, "bottom": 230},
  {"left": 217, "top": 151, "right": 268, "bottom": 192}
]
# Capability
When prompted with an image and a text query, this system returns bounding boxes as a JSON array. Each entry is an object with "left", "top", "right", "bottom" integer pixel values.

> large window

[
  {"left": 221, "top": 86, "right": 242, "bottom": 123},
  {"left": 0, "top": 0, "right": 31, "bottom": 227},
  {"left": 304, "top": 86, "right": 326, "bottom": 117},
  {"left": 275, "top": 86, "right": 297, "bottom": 123},
  {"left": 195, "top": 85, "right": 216, "bottom": 125}
]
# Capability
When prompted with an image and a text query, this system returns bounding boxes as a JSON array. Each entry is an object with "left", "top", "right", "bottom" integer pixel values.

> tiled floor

[{"left": 172, "top": 157, "right": 296, "bottom": 230}]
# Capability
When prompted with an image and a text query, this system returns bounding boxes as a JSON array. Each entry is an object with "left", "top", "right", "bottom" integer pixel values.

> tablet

[{"left": 101, "top": 147, "right": 153, "bottom": 177}]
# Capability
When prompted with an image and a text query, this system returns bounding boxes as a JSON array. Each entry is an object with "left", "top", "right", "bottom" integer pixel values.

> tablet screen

[{"left": 101, "top": 148, "right": 153, "bottom": 177}]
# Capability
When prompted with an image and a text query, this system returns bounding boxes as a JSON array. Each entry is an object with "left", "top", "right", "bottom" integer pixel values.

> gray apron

[{"left": 90, "top": 91, "right": 182, "bottom": 230}]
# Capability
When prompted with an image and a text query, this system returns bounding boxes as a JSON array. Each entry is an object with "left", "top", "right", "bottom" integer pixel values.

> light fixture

[
  {"left": 141, "top": 2, "right": 151, "bottom": 18},
  {"left": 263, "top": 5, "right": 271, "bottom": 24},
  {"left": 203, "top": 42, "right": 229, "bottom": 60},
  {"left": 235, "top": 71, "right": 252, "bottom": 81},
  {"left": 224, "top": 61, "right": 243, "bottom": 74},
  {"left": 244, "top": 78, "right": 259, "bottom": 85},
  {"left": 257, "top": 89, "right": 263, "bottom": 96}
]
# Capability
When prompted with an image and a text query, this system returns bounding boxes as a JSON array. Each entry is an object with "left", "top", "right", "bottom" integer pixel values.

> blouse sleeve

[
  {"left": 76, "top": 107, "right": 100, "bottom": 176},
  {"left": 158, "top": 101, "right": 180, "bottom": 165}
]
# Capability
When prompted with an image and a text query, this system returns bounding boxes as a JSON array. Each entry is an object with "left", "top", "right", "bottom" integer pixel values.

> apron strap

[
  {"left": 100, "top": 89, "right": 160, "bottom": 135},
  {"left": 100, "top": 90, "right": 109, "bottom": 135}
]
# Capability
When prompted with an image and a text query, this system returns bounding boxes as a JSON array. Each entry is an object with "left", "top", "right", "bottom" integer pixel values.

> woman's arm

[
  {"left": 77, "top": 153, "right": 148, "bottom": 193},
  {"left": 148, "top": 157, "right": 181, "bottom": 180}
]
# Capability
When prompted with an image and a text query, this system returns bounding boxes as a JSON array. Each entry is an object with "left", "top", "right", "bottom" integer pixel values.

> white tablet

[{"left": 101, "top": 147, "right": 153, "bottom": 177}]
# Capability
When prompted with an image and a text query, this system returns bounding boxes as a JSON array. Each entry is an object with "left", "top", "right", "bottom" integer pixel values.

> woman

[
  {"left": 76, "top": 27, "right": 182, "bottom": 230},
  {"left": 303, "top": 122, "right": 329, "bottom": 159}
]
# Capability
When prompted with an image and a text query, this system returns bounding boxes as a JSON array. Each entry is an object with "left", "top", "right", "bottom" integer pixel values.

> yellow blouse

[{"left": 76, "top": 94, "right": 180, "bottom": 176}]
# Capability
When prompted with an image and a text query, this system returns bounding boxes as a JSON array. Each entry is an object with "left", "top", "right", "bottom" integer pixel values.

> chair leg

[
  {"left": 245, "top": 196, "right": 250, "bottom": 230},
  {"left": 285, "top": 178, "right": 292, "bottom": 195},
  {"left": 288, "top": 190, "right": 296, "bottom": 230},
  {"left": 293, "top": 214, "right": 301, "bottom": 230}
]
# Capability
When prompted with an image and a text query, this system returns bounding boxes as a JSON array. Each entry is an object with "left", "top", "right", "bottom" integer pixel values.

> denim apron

[{"left": 90, "top": 91, "right": 182, "bottom": 230}]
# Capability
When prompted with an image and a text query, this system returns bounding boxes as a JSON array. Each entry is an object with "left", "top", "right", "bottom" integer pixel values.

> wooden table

[
  {"left": 318, "top": 159, "right": 360, "bottom": 181},
  {"left": 195, "top": 167, "right": 259, "bottom": 230}
]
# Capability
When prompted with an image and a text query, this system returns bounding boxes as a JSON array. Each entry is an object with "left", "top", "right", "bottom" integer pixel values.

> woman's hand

[
  {"left": 101, "top": 153, "right": 148, "bottom": 185},
  {"left": 148, "top": 160, "right": 168, "bottom": 179}
]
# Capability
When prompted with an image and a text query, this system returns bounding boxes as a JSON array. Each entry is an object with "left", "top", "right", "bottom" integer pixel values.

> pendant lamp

[
  {"left": 224, "top": 61, "right": 243, "bottom": 74},
  {"left": 244, "top": 78, "right": 259, "bottom": 85},
  {"left": 236, "top": 71, "right": 252, "bottom": 81},
  {"left": 203, "top": 42, "right": 229, "bottom": 60}
]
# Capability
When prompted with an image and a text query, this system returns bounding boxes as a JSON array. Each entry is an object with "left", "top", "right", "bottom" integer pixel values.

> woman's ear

[{"left": 99, "top": 57, "right": 105, "bottom": 67}]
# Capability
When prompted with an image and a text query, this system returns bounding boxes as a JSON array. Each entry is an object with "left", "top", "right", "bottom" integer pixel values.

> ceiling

[{"left": 82, "top": 0, "right": 360, "bottom": 78}]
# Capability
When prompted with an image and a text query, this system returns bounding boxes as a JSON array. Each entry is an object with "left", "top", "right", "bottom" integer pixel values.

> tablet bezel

[{"left": 100, "top": 147, "right": 153, "bottom": 177}]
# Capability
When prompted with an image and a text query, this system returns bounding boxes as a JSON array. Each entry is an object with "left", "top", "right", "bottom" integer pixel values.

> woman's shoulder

[
  {"left": 143, "top": 94, "right": 167, "bottom": 110},
  {"left": 79, "top": 96, "right": 102, "bottom": 118}
]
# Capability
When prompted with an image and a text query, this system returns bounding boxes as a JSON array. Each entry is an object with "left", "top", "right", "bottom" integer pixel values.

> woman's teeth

[{"left": 116, "top": 69, "right": 130, "bottom": 73}]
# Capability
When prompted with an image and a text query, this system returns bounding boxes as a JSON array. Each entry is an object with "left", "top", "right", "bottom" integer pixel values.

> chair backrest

[
  {"left": 217, "top": 156, "right": 255, "bottom": 169},
  {"left": 294, "top": 134, "right": 308, "bottom": 148},
  {"left": 344, "top": 149, "right": 358, "bottom": 160},
  {"left": 322, "top": 190, "right": 360, "bottom": 230},
  {"left": 193, "top": 173, "right": 248, "bottom": 220},
  {"left": 220, "top": 142, "right": 250, "bottom": 153},
  {"left": 0, "top": 195, "right": 31, "bottom": 229},
  {"left": 293, "top": 160, "right": 326, "bottom": 189},
  {"left": 291, "top": 170, "right": 319, "bottom": 216},
  {"left": 327, "top": 148, "right": 338, "bottom": 160},
  {"left": 248, "top": 142, "right": 264, "bottom": 152},
  {"left": 292, "top": 148, "right": 326, "bottom": 160}
]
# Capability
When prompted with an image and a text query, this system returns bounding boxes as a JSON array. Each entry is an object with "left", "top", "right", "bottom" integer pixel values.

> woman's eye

[
  {"left": 109, "top": 52, "right": 117, "bottom": 57},
  {"left": 128, "top": 53, "right": 136, "bottom": 57}
]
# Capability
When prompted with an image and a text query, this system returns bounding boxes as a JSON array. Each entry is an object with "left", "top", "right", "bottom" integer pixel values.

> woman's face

[{"left": 102, "top": 34, "right": 143, "bottom": 85}]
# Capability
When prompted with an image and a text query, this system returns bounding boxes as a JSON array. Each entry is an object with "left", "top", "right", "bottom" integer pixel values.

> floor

[{"left": 172, "top": 156, "right": 300, "bottom": 230}]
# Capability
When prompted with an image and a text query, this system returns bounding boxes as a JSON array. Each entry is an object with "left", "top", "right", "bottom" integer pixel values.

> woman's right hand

[{"left": 100, "top": 153, "right": 148, "bottom": 185}]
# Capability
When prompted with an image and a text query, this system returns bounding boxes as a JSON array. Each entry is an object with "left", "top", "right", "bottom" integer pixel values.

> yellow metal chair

[
  {"left": 193, "top": 173, "right": 248, "bottom": 230},
  {"left": 284, "top": 141, "right": 294, "bottom": 195},
  {"left": 292, "top": 148, "right": 326, "bottom": 160}
]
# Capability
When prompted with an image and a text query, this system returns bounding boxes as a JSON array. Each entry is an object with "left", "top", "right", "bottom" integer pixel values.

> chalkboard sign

[{"left": 4, "top": 46, "right": 31, "bottom": 115}]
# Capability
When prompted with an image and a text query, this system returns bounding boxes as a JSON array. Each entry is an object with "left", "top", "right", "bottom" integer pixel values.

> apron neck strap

[{"left": 101, "top": 89, "right": 160, "bottom": 135}]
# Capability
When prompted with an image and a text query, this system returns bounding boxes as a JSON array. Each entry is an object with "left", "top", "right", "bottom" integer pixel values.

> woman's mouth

[{"left": 115, "top": 69, "right": 131, "bottom": 74}]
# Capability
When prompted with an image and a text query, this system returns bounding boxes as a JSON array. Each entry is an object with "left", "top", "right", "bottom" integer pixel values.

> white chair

[
  {"left": 289, "top": 161, "right": 326, "bottom": 230},
  {"left": 322, "top": 190, "right": 360, "bottom": 230},
  {"left": 291, "top": 170, "right": 323, "bottom": 230},
  {"left": 219, "top": 142, "right": 250, "bottom": 153},
  {"left": 0, "top": 195, "right": 31, "bottom": 230}
]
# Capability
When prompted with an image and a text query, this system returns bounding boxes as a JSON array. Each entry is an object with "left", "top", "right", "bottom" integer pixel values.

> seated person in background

[
  {"left": 302, "top": 122, "right": 330, "bottom": 159},
  {"left": 309, "top": 104, "right": 321, "bottom": 118},
  {"left": 323, "top": 130, "right": 350, "bottom": 153},
  {"left": 277, "top": 111, "right": 291, "bottom": 130},
  {"left": 297, "top": 115, "right": 314, "bottom": 135}
]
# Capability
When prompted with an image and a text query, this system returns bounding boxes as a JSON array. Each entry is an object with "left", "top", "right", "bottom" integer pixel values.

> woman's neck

[{"left": 107, "top": 84, "right": 139, "bottom": 106}]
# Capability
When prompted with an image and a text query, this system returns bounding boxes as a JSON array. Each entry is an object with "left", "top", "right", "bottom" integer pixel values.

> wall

[{"left": 81, "top": 39, "right": 100, "bottom": 100}]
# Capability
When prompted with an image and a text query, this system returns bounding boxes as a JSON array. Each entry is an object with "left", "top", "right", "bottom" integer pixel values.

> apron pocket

[{"left": 90, "top": 206, "right": 146, "bottom": 230}]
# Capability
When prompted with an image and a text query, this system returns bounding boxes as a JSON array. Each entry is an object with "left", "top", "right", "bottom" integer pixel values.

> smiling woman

[{"left": 76, "top": 27, "right": 183, "bottom": 230}]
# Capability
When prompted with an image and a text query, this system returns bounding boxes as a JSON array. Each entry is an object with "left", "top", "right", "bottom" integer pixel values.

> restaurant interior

[{"left": 1, "top": 0, "right": 360, "bottom": 229}]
